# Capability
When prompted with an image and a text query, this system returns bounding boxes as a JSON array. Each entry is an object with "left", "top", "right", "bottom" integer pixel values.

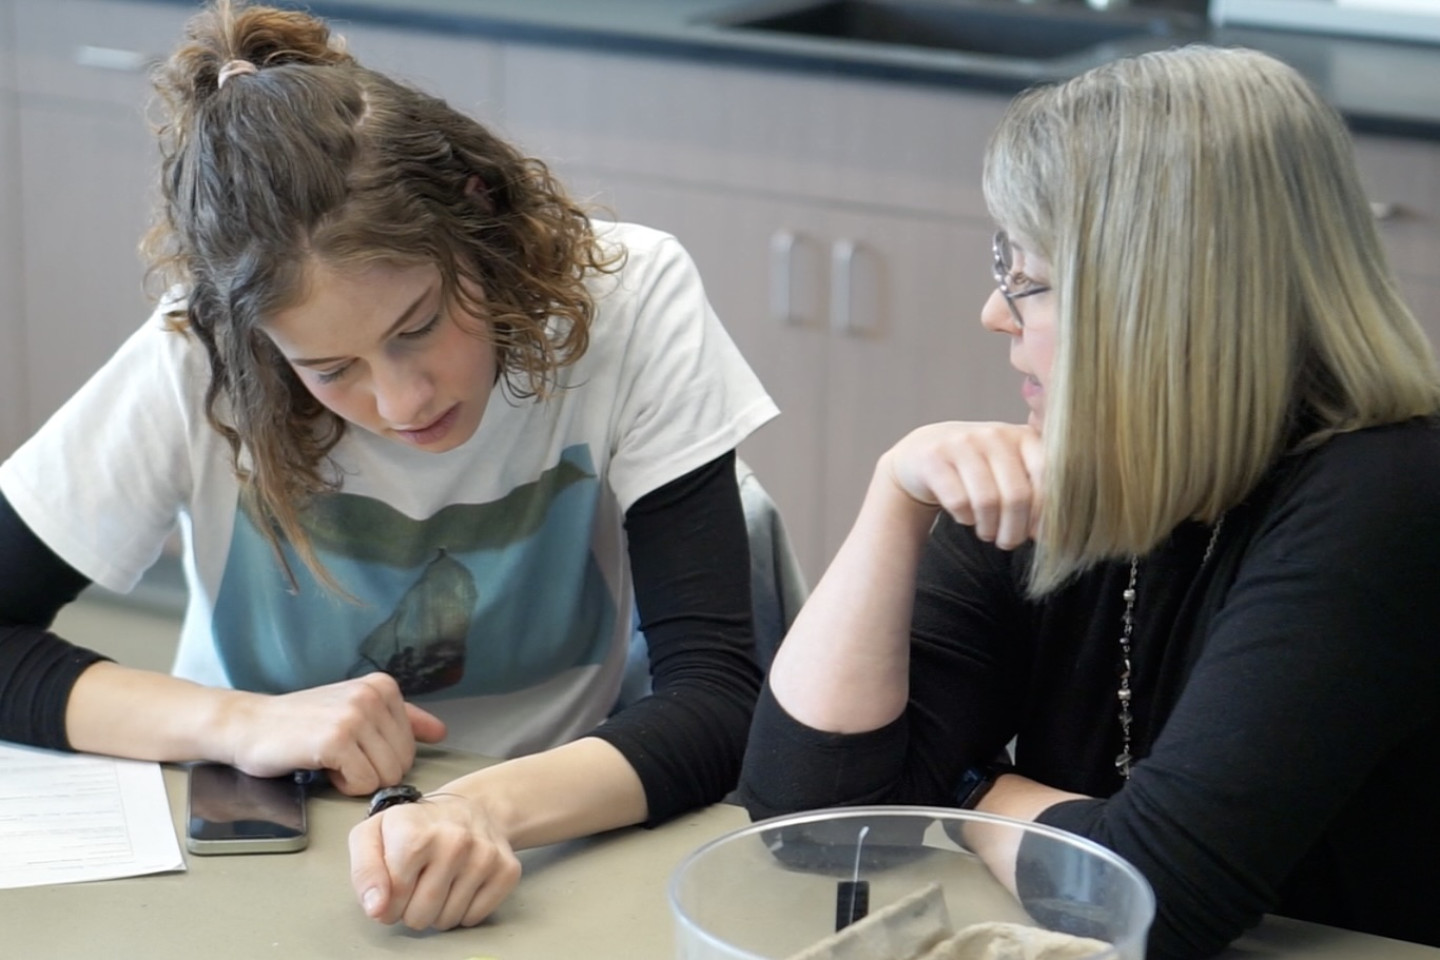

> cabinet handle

[
  {"left": 73, "top": 46, "right": 155, "bottom": 73},
  {"left": 769, "top": 230, "right": 799, "bottom": 326},
  {"left": 769, "top": 229, "right": 822, "bottom": 327},
  {"left": 1370, "top": 201, "right": 1404, "bottom": 222},
  {"left": 830, "top": 239, "right": 882, "bottom": 337}
]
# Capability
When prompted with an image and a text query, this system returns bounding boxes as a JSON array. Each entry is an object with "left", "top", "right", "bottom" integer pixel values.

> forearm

[
  {"left": 963, "top": 773, "right": 1090, "bottom": 898},
  {"left": 65, "top": 660, "right": 250, "bottom": 763},
  {"left": 594, "top": 676, "right": 757, "bottom": 824},
  {"left": 433, "top": 737, "right": 648, "bottom": 850},
  {"left": 975, "top": 772, "right": 1087, "bottom": 823},
  {"left": 619, "top": 447, "right": 761, "bottom": 822},
  {"left": 768, "top": 461, "right": 938, "bottom": 732}
]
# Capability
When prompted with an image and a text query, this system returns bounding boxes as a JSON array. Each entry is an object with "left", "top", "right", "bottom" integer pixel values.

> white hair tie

[{"left": 217, "top": 59, "right": 258, "bottom": 89}]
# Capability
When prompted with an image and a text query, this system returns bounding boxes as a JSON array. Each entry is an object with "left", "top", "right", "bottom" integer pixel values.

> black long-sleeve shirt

[
  {"left": 740, "top": 418, "right": 1440, "bottom": 959},
  {"left": 0, "top": 450, "right": 757, "bottom": 826}
]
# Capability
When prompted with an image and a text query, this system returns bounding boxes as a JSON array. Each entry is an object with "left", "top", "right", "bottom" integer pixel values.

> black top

[
  {"left": 0, "top": 450, "right": 757, "bottom": 827},
  {"left": 739, "top": 418, "right": 1440, "bottom": 959}
]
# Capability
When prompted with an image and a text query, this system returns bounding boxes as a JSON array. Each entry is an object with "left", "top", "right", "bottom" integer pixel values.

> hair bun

[{"left": 153, "top": 0, "right": 355, "bottom": 108}]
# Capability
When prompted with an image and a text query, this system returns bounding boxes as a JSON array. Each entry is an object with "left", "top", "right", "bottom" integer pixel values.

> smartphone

[{"left": 186, "top": 763, "right": 309, "bottom": 855}]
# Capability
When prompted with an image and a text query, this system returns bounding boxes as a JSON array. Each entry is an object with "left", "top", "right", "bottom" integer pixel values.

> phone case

[{"left": 185, "top": 763, "right": 310, "bottom": 856}]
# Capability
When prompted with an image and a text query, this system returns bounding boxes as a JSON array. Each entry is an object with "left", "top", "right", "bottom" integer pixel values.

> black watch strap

[
  {"left": 367, "top": 784, "right": 424, "bottom": 818},
  {"left": 955, "top": 761, "right": 1015, "bottom": 810}
]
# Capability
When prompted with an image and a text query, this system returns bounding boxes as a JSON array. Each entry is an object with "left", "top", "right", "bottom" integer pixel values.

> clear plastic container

[{"left": 670, "top": 805, "right": 1155, "bottom": 960}]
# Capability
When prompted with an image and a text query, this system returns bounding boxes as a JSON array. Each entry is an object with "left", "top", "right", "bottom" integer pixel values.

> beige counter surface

[{"left": 3, "top": 746, "right": 1437, "bottom": 960}]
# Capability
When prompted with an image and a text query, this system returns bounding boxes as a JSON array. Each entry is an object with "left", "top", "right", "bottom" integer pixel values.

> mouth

[{"left": 394, "top": 404, "right": 460, "bottom": 446}]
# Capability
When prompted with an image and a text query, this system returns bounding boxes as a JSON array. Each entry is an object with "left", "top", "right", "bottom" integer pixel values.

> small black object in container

[{"left": 835, "top": 879, "right": 870, "bottom": 930}]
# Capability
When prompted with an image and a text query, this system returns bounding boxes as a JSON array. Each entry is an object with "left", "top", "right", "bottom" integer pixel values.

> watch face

[{"left": 367, "top": 784, "right": 424, "bottom": 818}]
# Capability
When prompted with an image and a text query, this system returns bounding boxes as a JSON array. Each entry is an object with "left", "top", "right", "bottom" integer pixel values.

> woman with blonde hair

[
  {"left": 0, "top": 0, "right": 775, "bottom": 931},
  {"left": 740, "top": 46, "right": 1440, "bottom": 959}
]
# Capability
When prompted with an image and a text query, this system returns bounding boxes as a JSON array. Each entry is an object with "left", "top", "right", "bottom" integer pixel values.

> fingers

[
  {"left": 333, "top": 729, "right": 406, "bottom": 796},
  {"left": 348, "top": 816, "right": 393, "bottom": 921},
  {"left": 226, "top": 676, "right": 440, "bottom": 797},
  {"left": 917, "top": 445, "right": 975, "bottom": 528},
  {"left": 353, "top": 802, "right": 522, "bottom": 931},
  {"left": 403, "top": 844, "right": 521, "bottom": 930},
  {"left": 319, "top": 674, "right": 416, "bottom": 796},
  {"left": 334, "top": 692, "right": 448, "bottom": 794},
  {"left": 239, "top": 673, "right": 438, "bottom": 797},
  {"left": 888, "top": 422, "right": 1044, "bottom": 550},
  {"left": 405, "top": 703, "right": 448, "bottom": 745},
  {"left": 956, "top": 446, "right": 1030, "bottom": 549},
  {"left": 1019, "top": 429, "right": 1046, "bottom": 540}
]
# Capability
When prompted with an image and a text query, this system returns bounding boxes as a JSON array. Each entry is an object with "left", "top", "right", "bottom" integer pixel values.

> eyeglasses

[{"left": 992, "top": 230, "right": 1051, "bottom": 328}]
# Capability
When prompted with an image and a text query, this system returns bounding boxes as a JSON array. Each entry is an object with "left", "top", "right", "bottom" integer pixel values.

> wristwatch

[
  {"left": 955, "top": 761, "right": 1015, "bottom": 810},
  {"left": 367, "top": 783, "right": 424, "bottom": 818}
]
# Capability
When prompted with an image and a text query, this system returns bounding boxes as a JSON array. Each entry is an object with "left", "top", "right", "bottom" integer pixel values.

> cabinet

[
  {"left": 563, "top": 175, "right": 1015, "bottom": 578},
  {"left": 5, "top": 3, "right": 1440, "bottom": 578},
  {"left": 499, "top": 44, "right": 1440, "bottom": 580},
  {"left": 500, "top": 44, "right": 1016, "bottom": 579}
]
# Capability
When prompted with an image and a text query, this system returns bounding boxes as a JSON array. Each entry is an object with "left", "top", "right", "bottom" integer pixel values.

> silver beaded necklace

[{"left": 1114, "top": 516, "right": 1225, "bottom": 779}]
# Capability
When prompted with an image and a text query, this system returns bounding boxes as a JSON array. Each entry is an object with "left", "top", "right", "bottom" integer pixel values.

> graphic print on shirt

[
  {"left": 351, "top": 547, "right": 478, "bottom": 694},
  {"left": 210, "top": 445, "right": 616, "bottom": 700}
]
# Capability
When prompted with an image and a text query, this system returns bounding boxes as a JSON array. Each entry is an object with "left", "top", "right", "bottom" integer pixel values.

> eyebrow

[{"left": 288, "top": 287, "right": 435, "bottom": 367}]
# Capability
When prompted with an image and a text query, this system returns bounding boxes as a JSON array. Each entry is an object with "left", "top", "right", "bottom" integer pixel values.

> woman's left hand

[
  {"left": 348, "top": 792, "right": 522, "bottom": 930},
  {"left": 881, "top": 420, "right": 1044, "bottom": 550}
]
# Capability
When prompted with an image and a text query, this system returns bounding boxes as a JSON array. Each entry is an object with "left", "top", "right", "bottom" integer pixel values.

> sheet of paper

[{"left": 0, "top": 742, "right": 185, "bottom": 889}]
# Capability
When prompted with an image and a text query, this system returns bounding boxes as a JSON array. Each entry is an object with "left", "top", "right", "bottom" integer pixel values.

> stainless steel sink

[{"left": 710, "top": 0, "right": 1192, "bottom": 62}]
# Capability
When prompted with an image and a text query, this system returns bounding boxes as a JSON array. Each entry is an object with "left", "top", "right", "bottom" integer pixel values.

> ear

[{"left": 464, "top": 175, "right": 492, "bottom": 211}]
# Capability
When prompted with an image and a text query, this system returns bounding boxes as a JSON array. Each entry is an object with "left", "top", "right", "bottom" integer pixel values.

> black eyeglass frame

[{"left": 992, "top": 230, "right": 1051, "bottom": 328}]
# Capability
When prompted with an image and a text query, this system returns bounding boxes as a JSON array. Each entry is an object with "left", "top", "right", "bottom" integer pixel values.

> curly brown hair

[{"left": 142, "top": 0, "right": 621, "bottom": 592}]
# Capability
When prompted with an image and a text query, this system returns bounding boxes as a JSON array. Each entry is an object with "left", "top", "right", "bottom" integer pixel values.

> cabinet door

[
  {"left": 562, "top": 171, "right": 832, "bottom": 578},
  {"left": 822, "top": 212, "right": 1017, "bottom": 561},
  {"left": 17, "top": 99, "right": 157, "bottom": 432},
  {"left": 544, "top": 170, "right": 1016, "bottom": 581},
  {"left": 13, "top": 0, "right": 186, "bottom": 432}
]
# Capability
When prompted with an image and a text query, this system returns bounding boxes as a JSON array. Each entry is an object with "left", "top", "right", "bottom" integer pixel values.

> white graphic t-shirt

[{"left": 0, "top": 222, "right": 777, "bottom": 757}]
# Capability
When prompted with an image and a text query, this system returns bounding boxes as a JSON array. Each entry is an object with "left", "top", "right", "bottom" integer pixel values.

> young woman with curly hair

[{"left": 0, "top": 0, "right": 775, "bottom": 930}]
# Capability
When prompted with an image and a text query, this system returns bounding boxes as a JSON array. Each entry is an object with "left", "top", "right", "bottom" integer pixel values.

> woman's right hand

[
  {"left": 880, "top": 421, "right": 1045, "bottom": 550},
  {"left": 349, "top": 791, "right": 522, "bottom": 930},
  {"left": 221, "top": 672, "right": 447, "bottom": 796}
]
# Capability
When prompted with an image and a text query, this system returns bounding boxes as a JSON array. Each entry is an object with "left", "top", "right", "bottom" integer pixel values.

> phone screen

[{"left": 186, "top": 763, "right": 308, "bottom": 855}]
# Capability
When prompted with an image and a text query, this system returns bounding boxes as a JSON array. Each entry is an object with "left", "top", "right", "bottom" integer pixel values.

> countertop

[
  {"left": 117, "top": 0, "right": 1440, "bottom": 141},
  {"left": 7, "top": 747, "right": 1440, "bottom": 959}
]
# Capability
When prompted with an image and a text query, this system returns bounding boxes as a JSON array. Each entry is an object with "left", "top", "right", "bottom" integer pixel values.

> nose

[
  {"left": 372, "top": 359, "right": 437, "bottom": 428},
  {"left": 981, "top": 288, "right": 1020, "bottom": 336}
]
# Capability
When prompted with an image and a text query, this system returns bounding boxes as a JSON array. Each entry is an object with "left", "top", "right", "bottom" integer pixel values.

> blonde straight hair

[{"left": 983, "top": 46, "right": 1440, "bottom": 595}]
